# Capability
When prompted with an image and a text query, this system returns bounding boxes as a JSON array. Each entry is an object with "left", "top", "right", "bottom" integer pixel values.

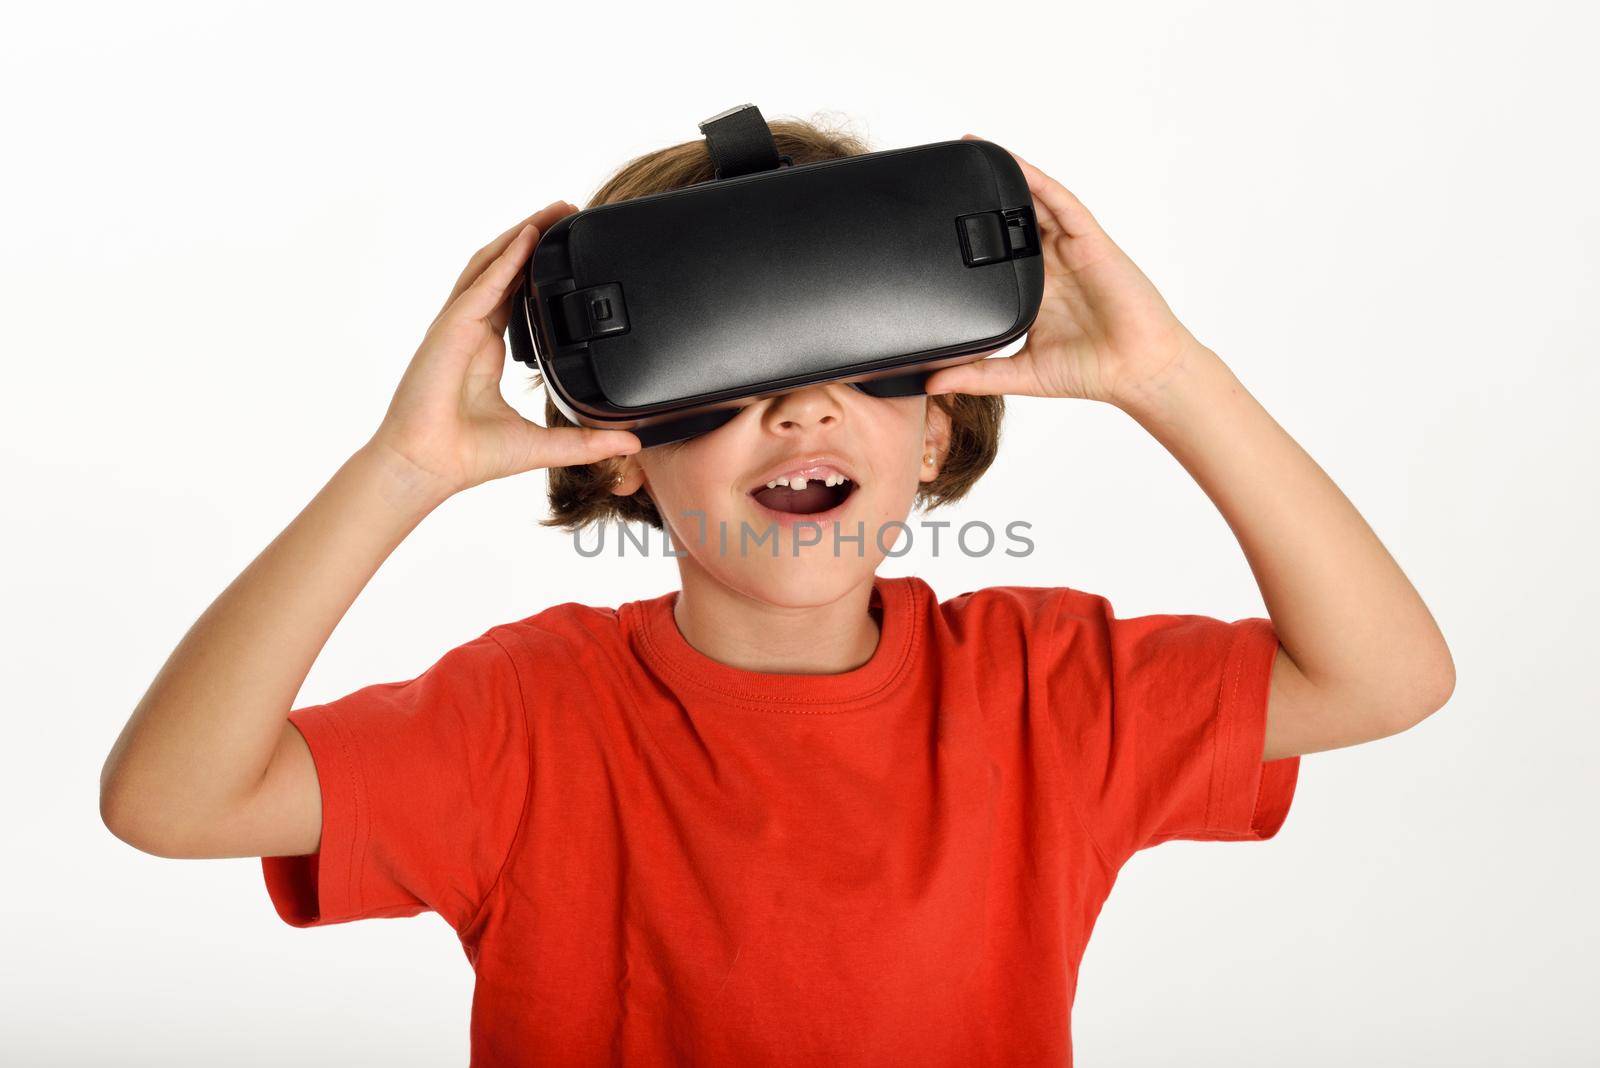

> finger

[
  {"left": 486, "top": 281, "right": 523, "bottom": 338},
  {"left": 438, "top": 200, "right": 575, "bottom": 317},
  {"left": 923, "top": 354, "right": 1041, "bottom": 398},
  {"left": 1006, "top": 150, "right": 1100, "bottom": 238},
  {"left": 487, "top": 229, "right": 547, "bottom": 335},
  {"left": 965, "top": 134, "right": 1099, "bottom": 238},
  {"left": 960, "top": 135, "right": 1066, "bottom": 240},
  {"left": 527, "top": 425, "right": 644, "bottom": 470},
  {"left": 451, "top": 223, "right": 542, "bottom": 324},
  {"left": 446, "top": 200, "right": 568, "bottom": 304},
  {"left": 437, "top": 210, "right": 546, "bottom": 320}
]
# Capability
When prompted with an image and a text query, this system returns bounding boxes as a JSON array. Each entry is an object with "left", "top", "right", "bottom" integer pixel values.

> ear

[
  {"left": 921, "top": 396, "right": 954, "bottom": 482},
  {"left": 608, "top": 457, "right": 646, "bottom": 495}
]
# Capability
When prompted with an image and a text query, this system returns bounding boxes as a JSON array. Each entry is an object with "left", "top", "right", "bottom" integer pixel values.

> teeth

[{"left": 760, "top": 473, "right": 853, "bottom": 491}]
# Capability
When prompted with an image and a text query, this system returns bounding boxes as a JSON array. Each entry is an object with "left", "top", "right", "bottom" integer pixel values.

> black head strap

[{"left": 699, "top": 103, "right": 791, "bottom": 179}]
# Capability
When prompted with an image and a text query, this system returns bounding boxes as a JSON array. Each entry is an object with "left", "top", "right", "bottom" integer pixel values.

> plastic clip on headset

[{"left": 506, "top": 103, "right": 1045, "bottom": 447}]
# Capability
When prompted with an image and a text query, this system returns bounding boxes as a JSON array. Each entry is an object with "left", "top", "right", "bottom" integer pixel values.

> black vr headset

[{"left": 507, "top": 104, "right": 1045, "bottom": 447}]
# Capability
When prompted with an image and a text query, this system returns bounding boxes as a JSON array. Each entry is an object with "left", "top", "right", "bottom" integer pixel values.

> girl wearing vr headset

[{"left": 101, "top": 122, "right": 1453, "bottom": 1065}]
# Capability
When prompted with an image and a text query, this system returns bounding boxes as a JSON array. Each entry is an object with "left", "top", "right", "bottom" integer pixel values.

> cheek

[
  {"left": 874, "top": 408, "right": 932, "bottom": 476},
  {"left": 642, "top": 453, "right": 734, "bottom": 521}
]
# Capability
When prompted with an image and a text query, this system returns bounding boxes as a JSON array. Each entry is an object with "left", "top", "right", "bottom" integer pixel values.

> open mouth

[{"left": 747, "top": 471, "right": 858, "bottom": 515}]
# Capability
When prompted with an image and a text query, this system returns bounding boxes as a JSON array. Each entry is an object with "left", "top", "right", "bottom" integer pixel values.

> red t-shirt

[{"left": 263, "top": 574, "right": 1297, "bottom": 1066}]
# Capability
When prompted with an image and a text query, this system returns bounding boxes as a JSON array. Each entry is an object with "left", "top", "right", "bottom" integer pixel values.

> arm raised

[
  {"left": 100, "top": 202, "right": 641, "bottom": 859},
  {"left": 925, "top": 137, "right": 1454, "bottom": 760},
  {"left": 1114, "top": 346, "right": 1456, "bottom": 761}
]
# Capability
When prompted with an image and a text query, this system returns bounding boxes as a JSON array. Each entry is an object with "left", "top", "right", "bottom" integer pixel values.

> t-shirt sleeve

[
  {"left": 260, "top": 629, "right": 529, "bottom": 932},
  {"left": 1046, "top": 593, "right": 1299, "bottom": 868}
]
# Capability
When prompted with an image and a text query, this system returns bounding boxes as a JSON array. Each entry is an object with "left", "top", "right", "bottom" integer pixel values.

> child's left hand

[{"left": 923, "top": 135, "right": 1205, "bottom": 409}]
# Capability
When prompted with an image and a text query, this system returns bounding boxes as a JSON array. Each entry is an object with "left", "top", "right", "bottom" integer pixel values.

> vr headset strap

[{"left": 698, "top": 103, "right": 789, "bottom": 179}]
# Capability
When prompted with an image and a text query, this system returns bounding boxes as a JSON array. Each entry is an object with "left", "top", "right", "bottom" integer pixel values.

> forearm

[
  {"left": 1114, "top": 343, "right": 1455, "bottom": 724},
  {"left": 99, "top": 441, "right": 455, "bottom": 852}
]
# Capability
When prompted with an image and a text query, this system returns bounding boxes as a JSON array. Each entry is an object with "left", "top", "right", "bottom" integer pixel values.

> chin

[{"left": 714, "top": 553, "right": 881, "bottom": 610}]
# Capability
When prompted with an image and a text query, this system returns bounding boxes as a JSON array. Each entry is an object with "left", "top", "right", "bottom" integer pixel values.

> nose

[{"left": 759, "top": 383, "right": 847, "bottom": 436}]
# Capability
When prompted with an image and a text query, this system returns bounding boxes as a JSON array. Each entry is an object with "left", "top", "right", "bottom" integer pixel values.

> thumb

[
  {"left": 924, "top": 355, "right": 1035, "bottom": 397},
  {"left": 525, "top": 425, "right": 643, "bottom": 471}
]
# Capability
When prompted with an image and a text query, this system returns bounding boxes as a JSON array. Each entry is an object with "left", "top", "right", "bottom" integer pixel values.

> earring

[{"left": 923, "top": 452, "right": 935, "bottom": 466}]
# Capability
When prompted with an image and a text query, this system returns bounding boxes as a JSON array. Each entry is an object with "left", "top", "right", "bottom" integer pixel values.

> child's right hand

[{"left": 367, "top": 201, "right": 642, "bottom": 500}]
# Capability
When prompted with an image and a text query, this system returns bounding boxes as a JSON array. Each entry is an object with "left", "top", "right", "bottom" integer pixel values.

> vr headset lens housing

[{"left": 508, "top": 104, "right": 1044, "bottom": 447}]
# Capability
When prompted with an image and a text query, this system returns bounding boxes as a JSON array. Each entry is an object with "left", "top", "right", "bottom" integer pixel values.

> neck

[{"left": 671, "top": 562, "right": 882, "bottom": 676}]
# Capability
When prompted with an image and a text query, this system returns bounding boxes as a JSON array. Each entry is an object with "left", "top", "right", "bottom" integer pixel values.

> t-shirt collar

[{"left": 623, "top": 574, "right": 921, "bottom": 712}]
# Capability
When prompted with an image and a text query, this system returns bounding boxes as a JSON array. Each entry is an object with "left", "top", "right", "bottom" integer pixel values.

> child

[{"left": 99, "top": 120, "right": 1455, "bottom": 1066}]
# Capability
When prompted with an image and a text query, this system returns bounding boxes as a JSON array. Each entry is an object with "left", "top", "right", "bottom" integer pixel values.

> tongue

[{"left": 753, "top": 484, "right": 841, "bottom": 514}]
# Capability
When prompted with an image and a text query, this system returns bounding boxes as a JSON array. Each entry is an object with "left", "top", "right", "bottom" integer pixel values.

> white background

[{"left": 4, "top": 2, "right": 1596, "bottom": 1064}]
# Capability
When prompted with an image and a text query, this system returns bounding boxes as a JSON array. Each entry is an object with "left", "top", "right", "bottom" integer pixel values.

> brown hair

[{"left": 530, "top": 113, "right": 1005, "bottom": 532}]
